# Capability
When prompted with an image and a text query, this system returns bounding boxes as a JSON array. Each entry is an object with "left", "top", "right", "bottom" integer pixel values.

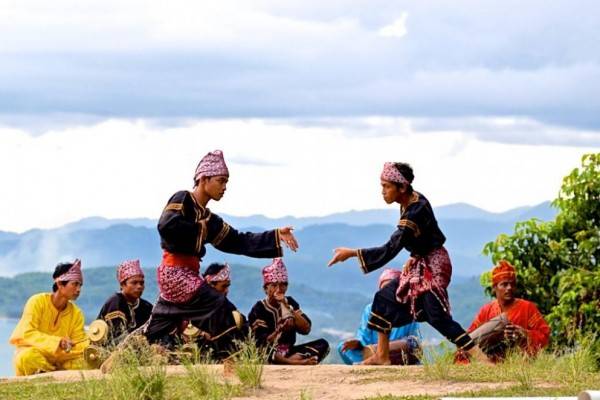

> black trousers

[
  {"left": 144, "top": 283, "right": 246, "bottom": 359},
  {"left": 271, "top": 338, "right": 330, "bottom": 364},
  {"left": 369, "top": 278, "right": 475, "bottom": 351}
]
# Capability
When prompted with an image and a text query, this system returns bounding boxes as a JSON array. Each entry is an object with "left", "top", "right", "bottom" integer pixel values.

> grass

[
  {"left": 231, "top": 333, "right": 270, "bottom": 389},
  {"left": 361, "top": 339, "right": 600, "bottom": 399},
  {"left": 1, "top": 338, "right": 598, "bottom": 400},
  {"left": 184, "top": 362, "right": 241, "bottom": 400},
  {"left": 0, "top": 338, "right": 246, "bottom": 400}
]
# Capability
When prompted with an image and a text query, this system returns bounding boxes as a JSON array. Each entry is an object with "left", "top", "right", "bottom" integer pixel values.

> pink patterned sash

[{"left": 395, "top": 247, "right": 452, "bottom": 318}]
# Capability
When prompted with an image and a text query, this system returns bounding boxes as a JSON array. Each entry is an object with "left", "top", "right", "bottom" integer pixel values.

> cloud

[
  {"left": 1, "top": 117, "right": 598, "bottom": 233},
  {"left": 0, "top": 1, "right": 599, "bottom": 130},
  {"left": 378, "top": 13, "right": 408, "bottom": 38},
  {"left": 229, "top": 155, "right": 284, "bottom": 167}
]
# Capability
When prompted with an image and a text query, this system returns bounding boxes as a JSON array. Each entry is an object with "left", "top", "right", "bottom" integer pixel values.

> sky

[{"left": 1, "top": 0, "right": 599, "bottom": 233}]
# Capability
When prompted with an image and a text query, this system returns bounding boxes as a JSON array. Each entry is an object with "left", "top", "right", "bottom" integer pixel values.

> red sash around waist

[{"left": 162, "top": 251, "right": 200, "bottom": 273}]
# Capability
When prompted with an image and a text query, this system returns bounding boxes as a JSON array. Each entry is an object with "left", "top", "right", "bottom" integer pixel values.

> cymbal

[{"left": 88, "top": 319, "right": 109, "bottom": 343}]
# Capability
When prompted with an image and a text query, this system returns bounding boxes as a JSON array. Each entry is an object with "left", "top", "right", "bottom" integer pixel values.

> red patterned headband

[
  {"left": 55, "top": 259, "right": 83, "bottom": 284},
  {"left": 380, "top": 162, "right": 409, "bottom": 185},
  {"left": 263, "top": 258, "right": 288, "bottom": 284},
  {"left": 117, "top": 259, "right": 144, "bottom": 284},
  {"left": 205, "top": 263, "right": 231, "bottom": 283},
  {"left": 194, "top": 150, "right": 229, "bottom": 182},
  {"left": 378, "top": 268, "right": 401, "bottom": 288}
]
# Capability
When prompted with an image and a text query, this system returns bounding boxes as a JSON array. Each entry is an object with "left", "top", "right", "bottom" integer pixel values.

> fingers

[
  {"left": 285, "top": 237, "right": 299, "bottom": 252},
  {"left": 327, "top": 254, "right": 340, "bottom": 267},
  {"left": 327, "top": 249, "right": 342, "bottom": 267},
  {"left": 280, "top": 227, "right": 299, "bottom": 252}
]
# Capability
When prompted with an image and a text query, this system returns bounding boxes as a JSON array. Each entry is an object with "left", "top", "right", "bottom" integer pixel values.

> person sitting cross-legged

[
  {"left": 97, "top": 259, "right": 153, "bottom": 343},
  {"left": 248, "top": 258, "right": 330, "bottom": 365}
]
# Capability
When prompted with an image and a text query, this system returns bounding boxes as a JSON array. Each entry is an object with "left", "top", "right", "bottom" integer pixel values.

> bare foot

[
  {"left": 300, "top": 356, "right": 318, "bottom": 365},
  {"left": 361, "top": 353, "right": 391, "bottom": 365}
]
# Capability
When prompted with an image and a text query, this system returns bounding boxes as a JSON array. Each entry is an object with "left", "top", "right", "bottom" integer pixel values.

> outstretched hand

[
  {"left": 278, "top": 226, "right": 299, "bottom": 252},
  {"left": 327, "top": 247, "right": 357, "bottom": 267}
]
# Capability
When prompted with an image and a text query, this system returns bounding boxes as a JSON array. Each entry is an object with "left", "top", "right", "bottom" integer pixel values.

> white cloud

[
  {"left": 0, "top": 117, "right": 597, "bottom": 233},
  {"left": 1, "top": 1, "right": 599, "bottom": 128},
  {"left": 378, "top": 13, "right": 408, "bottom": 38}
]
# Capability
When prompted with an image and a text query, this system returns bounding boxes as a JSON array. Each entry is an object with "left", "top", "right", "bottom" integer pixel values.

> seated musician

[
  {"left": 97, "top": 259, "right": 153, "bottom": 343},
  {"left": 10, "top": 260, "right": 89, "bottom": 375},
  {"left": 202, "top": 262, "right": 232, "bottom": 296},
  {"left": 338, "top": 268, "right": 421, "bottom": 365},
  {"left": 458, "top": 260, "right": 550, "bottom": 363},
  {"left": 248, "top": 258, "right": 330, "bottom": 365}
]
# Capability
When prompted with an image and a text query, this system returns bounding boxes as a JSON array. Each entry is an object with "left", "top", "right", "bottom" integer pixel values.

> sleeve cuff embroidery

[{"left": 357, "top": 249, "right": 368, "bottom": 274}]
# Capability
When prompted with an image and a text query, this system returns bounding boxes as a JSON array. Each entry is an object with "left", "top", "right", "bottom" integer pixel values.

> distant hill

[
  {"left": 0, "top": 202, "right": 556, "bottom": 290},
  {"left": 25, "top": 201, "right": 555, "bottom": 232}
]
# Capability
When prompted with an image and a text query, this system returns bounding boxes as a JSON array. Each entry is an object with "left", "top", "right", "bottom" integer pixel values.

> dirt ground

[{"left": 1, "top": 364, "right": 511, "bottom": 400}]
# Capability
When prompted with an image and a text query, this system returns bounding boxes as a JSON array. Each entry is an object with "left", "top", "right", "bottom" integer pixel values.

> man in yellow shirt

[{"left": 9, "top": 259, "right": 89, "bottom": 376}]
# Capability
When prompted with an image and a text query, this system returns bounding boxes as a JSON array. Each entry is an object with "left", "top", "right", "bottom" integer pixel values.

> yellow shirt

[{"left": 9, "top": 293, "right": 88, "bottom": 362}]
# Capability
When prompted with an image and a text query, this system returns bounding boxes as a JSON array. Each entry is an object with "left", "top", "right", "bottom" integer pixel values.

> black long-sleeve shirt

[
  {"left": 357, "top": 192, "right": 446, "bottom": 273},
  {"left": 158, "top": 190, "right": 282, "bottom": 259}
]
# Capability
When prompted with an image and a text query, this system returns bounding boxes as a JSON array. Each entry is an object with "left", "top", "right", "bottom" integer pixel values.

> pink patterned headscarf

[
  {"left": 380, "top": 162, "right": 409, "bottom": 185},
  {"left": 378, "top": 268, "right": 401, "bottom": 289},
  {"left": 117, "top": 259, "right": 144, "bottom": 284},
  {"left": 262, "top": 258, "right": 288, "bottom": 284},
  {"left": 194, "top": 150, "right": 229, "bottom": 183},
  {"left": 205, "top": 263, "right": 231, "bottom": 283},
  {"left": 56, "top": 259, "right": 83, "bottom": 284}
]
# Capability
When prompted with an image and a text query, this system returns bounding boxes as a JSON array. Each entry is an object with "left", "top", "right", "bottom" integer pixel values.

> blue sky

[{"left": 0, "top": 1, "right": 599, "bottom": 232}]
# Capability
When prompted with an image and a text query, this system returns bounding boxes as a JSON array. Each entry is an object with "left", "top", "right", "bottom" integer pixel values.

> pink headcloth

[
  {"left": 378, "top": 268, "right": 401, "bottom": 289},
  {"left": 205, "top": 263, "right": 231, "bottom": 283},
  {"left": 194, "top": 150, "right": 229, "bottom": 183},
  {"left": 56, "top": 259, "right": 83, "bottom": 284},
  {"left": 262, "top": 258, "right": 288, "bottom": 284},
  {"left": 117, "top": 259, "right": 144, "bottom": 284},
  {"left": 380, "top": 162, "right": 409, "bottom": 185}
]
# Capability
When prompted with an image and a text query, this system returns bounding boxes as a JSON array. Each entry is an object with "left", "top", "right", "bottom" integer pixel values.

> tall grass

[
  {"left": 232, "top": 334, "right": 270, "bottom": 389},
  {"left": 422, "top": 342, "right": 456, "bottom": 380},
  {"left": 183, "top": 361, "right": 240, "bottom": 400},
  {"left": 497, "top": 350, "right": 534, "bottom": 390},
  {"left": 107, "top": 339, "right": 168, "bottom": 400}
]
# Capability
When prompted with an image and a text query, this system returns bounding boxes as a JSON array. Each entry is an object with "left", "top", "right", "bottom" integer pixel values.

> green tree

[{"left": 482, "top": 153, "right": 600, "bottom": 356}]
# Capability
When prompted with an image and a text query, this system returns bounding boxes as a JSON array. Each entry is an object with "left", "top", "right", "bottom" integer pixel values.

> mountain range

[{"left": 0, "top": 201, "right": 555, "bottom": 295}]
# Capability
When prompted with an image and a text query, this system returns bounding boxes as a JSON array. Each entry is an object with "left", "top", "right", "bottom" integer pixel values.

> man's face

[
  {"left": 381, "top": 179, "right": 400, "bottom": 204},
  {"left": 121, "top": 275, "right": 145, "bottom": 300},
  {"left": 265, "top": 282, "right": 288, "bottom": 302},
  {"left": 60, "top": 281, "right": 82, "bottom": 301},
  {"left": 494, "top": 279, "right": 516, "bottom": 303},
  {"left": 211, "top": 280, "right": 231, "bottom": 296},
  {"left": 203, "top": 176, "right": 228, "bottom": 201}
]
